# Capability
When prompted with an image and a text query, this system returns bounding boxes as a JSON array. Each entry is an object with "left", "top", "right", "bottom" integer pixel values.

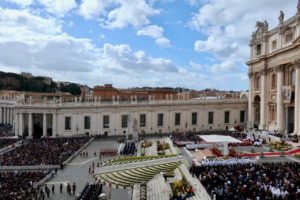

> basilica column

[
  {"left": 43, "top": 113, "right": 47, "bottom": 137},
  {"left": 276, "top": 66, "right": 284, "bottom": 132},
  {"left": 248, "top": 73, "right": 253, "bottom": 129},
  {"left": 259, "top": 69, "right": 267, "bottom": 130},
  {"left": 296, "top": 64, "right": 300, "bottom": 135},
  {"left": 28, "top": 113, "right": 33, "bottom": 138}
]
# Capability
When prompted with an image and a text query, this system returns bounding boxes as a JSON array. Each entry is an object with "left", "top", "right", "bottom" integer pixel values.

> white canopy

[{"left": 199, "top": 135, "right": 242, "bottom": 144}]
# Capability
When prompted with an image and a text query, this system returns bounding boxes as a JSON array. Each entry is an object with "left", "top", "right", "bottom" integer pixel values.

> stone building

[
  {"left": 247, "top": 0, "right": 300, "bottom": 134},
  {"left": 0, "top": 95, "right": 247, "bottom": 138}
]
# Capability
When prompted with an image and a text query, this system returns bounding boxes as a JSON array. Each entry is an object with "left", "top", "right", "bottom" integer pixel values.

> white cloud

[
  {"left": 79, "top": 0, "right": 160, "bottom": 29},
  {"left": 37, "top": 0, "right": 77, "bottom": 17},
  {"left": 5, "top": 0, "right": 33, "bottom": 7},
  {"left": 137, "top": 25, "right": 171, "bottom": 47},
  {"left": 0, "top": 6, "right": 249, "bottom": 90},
  {"left": 189, "top": 61, "right": 204, "bottom": 70},
  {"left": 155, "top": 37, "right": 170, "bottom": 47},
  {"left": 190, "top": 0, "right": 297, "bottom": 73},
  {"left": 0, "top": 8, "right": 180, "bottom": 86},
  {"left": 137, "top": 25, "right": 163, "bottom": 38},
  {"left": 210, "top": 60, "right": 238, "bottom": 73}
]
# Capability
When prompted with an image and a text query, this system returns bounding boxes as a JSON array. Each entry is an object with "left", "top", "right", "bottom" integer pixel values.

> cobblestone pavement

[{"left": 44, "top": 140, "right": 130, "bottom": 200}]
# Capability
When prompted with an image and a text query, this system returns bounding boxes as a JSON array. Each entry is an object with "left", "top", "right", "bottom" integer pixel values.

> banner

[{"left": 282, "top": 86, "right": 292, "bottom": 103}]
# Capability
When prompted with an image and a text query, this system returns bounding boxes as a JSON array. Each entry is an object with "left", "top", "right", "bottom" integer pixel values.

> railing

[{"left": 10, "top": 98, "right": 247, "bottom": 108}]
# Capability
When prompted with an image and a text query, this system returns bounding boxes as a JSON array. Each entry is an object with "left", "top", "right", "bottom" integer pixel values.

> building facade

[
  {"left": 0, "top": 96, "right": 247, "bottom": 138},
  {"left": 247, "top": 1, "right": 300, "bottom": 134}
]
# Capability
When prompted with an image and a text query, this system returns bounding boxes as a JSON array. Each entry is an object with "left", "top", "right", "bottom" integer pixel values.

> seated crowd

[
  {"left": 0, "top": 137, "right": 90, "bottom": 166},
  {"left": 192, "top": 162, "right": 300, "bottom": 200},
  {"left": 0, "top": 170, "right": 50, "bottom": 200},
  {"left": 171, "top": 131, "right": 247, "bottom": 147},
  {"left": 200, "top": 157, "right": 257, "bottom": 166},
  {"left": 0, "top": 138, "right": 19, "bottom": 149}
]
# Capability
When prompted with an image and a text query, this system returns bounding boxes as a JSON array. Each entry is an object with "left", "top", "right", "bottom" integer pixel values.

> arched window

[
  {"left": 254, "top": 76, "right": 260, "bottom": 90},
  {"left": 291, "top": 70, "right": 295, "bottom": 86},
  {"left": 271, "top": 73, "right": 276, "bottom": 89}
]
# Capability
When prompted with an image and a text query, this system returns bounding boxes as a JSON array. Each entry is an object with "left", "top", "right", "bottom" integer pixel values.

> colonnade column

[
  {"left": 3, "top": 107, "right": 6, "bottom": 124},
  {"left": 14, "top": 112, "right": 18, "bottom": 136},
  {"left": 0, "top": 107, "right": 2, "bottom": 124},
  {"left": 259, "top": 69, "right": 267, "bottom": 130},
  {"left": 8, "top": 108, "right": 10, "bottom": 124},
  {"left": 296, "top": 64, "right": 300, "bottom": 135},
  {"left": 52, "top": 113, "right": 57, "bottom": 137},
  {"left": 19, "top": 113, "right": 23, "bottom": 136},
  {"left": 28, "top": 113, "right": 33, "bottom": 138},
  {"left": 248, "top": 73, "right": 253, "bottom": 129},
  {"left": 11, "top": 108, "right": 13, "bottom": 124},
  {"left": 43, "top": 113, "right": 47, "bottom": 137},
  {"left": 276, "top": 66, "right": 284, "bottom": 132}
]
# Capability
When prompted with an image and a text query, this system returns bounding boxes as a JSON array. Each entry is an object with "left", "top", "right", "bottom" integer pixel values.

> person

[
  {"left": 67, "top": 183, "right": 71, "bottom": 195},
  {"left": 72, "top": 182, "right": 76, "bottom": 196},
  {"left": 52, "top": 184, "right": 55, "bottom": 194},
  {"left": 60, "top": 183, "right": 63, "bottom": 193},
  {"left": 45, "top": 186, "right": 50, "bottom": 198}
]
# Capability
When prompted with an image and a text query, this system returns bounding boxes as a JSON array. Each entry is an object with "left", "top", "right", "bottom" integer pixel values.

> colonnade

[
  {"left": 0, "top": 106, "right": 14, "bottom": 125},
  {"left": 15, "top": 112, "right": 57, "bottom": 137}
]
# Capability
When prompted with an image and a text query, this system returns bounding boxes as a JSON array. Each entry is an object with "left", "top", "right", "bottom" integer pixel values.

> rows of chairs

[
  {"left": 77, "top": 183, "right": 103, "bottom": 200},
  {"left": 120, "top": 142, "right": 136, "bottom": 155},
  {"left": 100, "top": 149, "right": 118, "bottom": 157}
]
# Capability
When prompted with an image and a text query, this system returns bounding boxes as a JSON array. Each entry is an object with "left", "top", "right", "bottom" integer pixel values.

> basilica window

[
  {"left": 65, "top": 117, "right": 71, "bottom": 130},
  {"left": 140, "top": 114, "right": 146, "bottom": 127},
  {"left": 208, "top": 112, "right": 214, "bottom": 124},
  {"left": 240, "top": 111, "right": 245, "bottom": 123},
  {"left": 272, "top": 40, "right": 277, "bottom": 50},
  {"left": 192, "top": 112, "right": 197, "bottom": 125},
  {"left": 84, "top": 116, "right": 91, "bottom": 129},
  {"left": 256, "top": 44, "right": 261, "bottom": 56},
  {"left": 285, "top": 33, "right": 293, "bottom": 43},
  {"left": 271, "top": 73, "right": 276, "bottom": 89},
  {"left": 103, "top": 115, "right": 109, "bottom": 128},
  {"left": 254, "top": 76, "right": 260, "bottom": 90},
  {"left": 291, "top": 70, "right": 296, "bottom": 86},
  {"left": 175, "top": 113, "right": 181, "bottom": 126},
  {"left": 121, "top": 115, "right": 128, "bottom": 128},
  {"left": 157, "top": 113, "right": 164, "bottom": 126},
  {"left": 224, "top": 111, "right": 230, "bottom": 124}
]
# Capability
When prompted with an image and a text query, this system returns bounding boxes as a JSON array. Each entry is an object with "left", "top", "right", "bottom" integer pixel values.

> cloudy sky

[{"left": 0, "top": 0, "right": 298, "bottom": 90}]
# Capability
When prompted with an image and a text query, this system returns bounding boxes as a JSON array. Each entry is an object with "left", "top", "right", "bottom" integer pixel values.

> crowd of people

[
  {"left": 171, "top": 131, "right": 247, "bottom": 147},
  {"left": 192, "top": 162, "right": 300, "bottom": 199},
  {"left": 120, "top": 142, "right": 136, "bottom": 155},
  {"left": 0, "top": 138, "right": 19, "bottom": 149},
  {"left": 0, "top": 137, "right": 90, "bottom": 166},
  {"left": 0, "top": 170, "right": 50, "bottom": 200},
  {"left": 77, "top": 182, "right": 103, "bottom": 200},
  {"left": 0, "top": 123, "right": 13, "bottom": 137},
  {"left": 200, "top": 157, "right": 257, "bottom": 166}
]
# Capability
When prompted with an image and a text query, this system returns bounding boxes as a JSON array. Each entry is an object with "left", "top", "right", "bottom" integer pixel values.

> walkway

[{"left": 44, "top": 140, "right": 129, "bottom": 200}]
